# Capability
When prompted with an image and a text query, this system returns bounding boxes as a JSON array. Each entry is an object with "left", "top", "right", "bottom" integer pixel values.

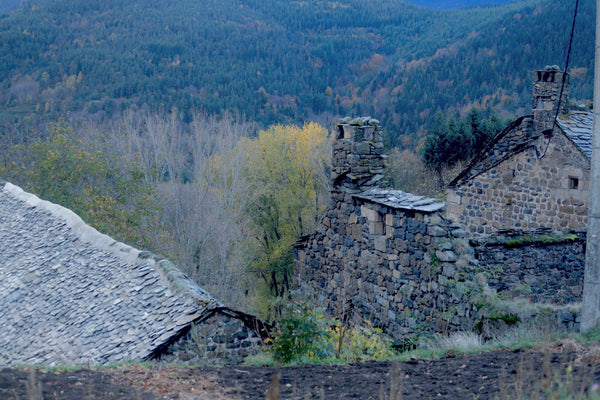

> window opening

[{"left": 569, "top": 176, "right": 579, "bottom": 190}]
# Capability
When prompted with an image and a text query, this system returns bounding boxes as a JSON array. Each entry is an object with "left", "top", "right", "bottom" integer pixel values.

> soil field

[{"left": 2, "top": 342, "right": 600, "bottom": 399}]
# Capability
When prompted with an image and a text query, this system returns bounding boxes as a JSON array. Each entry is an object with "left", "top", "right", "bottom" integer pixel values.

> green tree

[
  {"left": 422, "top": 113, "right": 461, "bottom": 187},
  {"left": 422, "top": 109, "right": 504, "bottom": 187}
]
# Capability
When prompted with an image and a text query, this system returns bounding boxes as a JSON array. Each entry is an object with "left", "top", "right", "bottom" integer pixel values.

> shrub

[
  {"left": 270, "top": 304, "right": 394, "bottom": 365},
  {"left": 270, "top": 305, "right": 332, "bottom": 364},
  {"left": 327, "top": 321, "right": 394, "bottom": 362}
]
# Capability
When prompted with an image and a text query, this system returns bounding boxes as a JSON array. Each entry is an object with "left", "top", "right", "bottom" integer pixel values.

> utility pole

[{"left": 582, "top": 0, "right": 600, "bottom": 333}]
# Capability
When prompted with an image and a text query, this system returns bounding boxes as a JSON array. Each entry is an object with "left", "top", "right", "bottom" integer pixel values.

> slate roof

[
  {"left": 0, "top": 181, "right": 222, "bottom": 367},
  {"left": 557, "top": 110, "right": 594, "bottom": 159},
  {"left": 354, "top": 188, "right": 445, "bottom": 213}
]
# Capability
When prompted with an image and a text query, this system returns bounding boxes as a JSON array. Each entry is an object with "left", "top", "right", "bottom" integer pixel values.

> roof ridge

[{"left": 3, "top": 182, "right": 144, "bottom": 265}]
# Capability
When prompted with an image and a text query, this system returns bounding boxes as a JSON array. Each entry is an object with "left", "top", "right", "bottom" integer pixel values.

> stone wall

[
  {"left": 447, "top": 127, "right": 589, "bottom": 236},
  {"left": 153, "top": 309, "right": 267, "bottom": 366},
  {"left": 296, "top": 196, "right": 483, "bottom": 338},
  {"left": 472, "top": 231, "right": 585, "bottom": 305},
  {"left": 295, "top": 118, "right": 485, "bottom": 338},
  {"left": 296, "top": 117, "right": 585, "bottom": 344}
]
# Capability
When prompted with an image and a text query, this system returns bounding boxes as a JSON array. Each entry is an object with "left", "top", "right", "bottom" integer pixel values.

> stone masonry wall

[
  {"left": 447, "top": 129, "right": 589, "bottom": 236},
  {"left": 295, "top": 195, "right": 482, "bottom": 338},
  {"left": 295, "top": 119, "right": 483, "bottom": 338},
  {"left": 296, "top": 117, "right": 584, "bottom": 342},
  {"left": 154, "top": 310, "right": 264, "bottom": 366},
  {"left": 472, "top": 231, "right": 586, "bottom": 305}
]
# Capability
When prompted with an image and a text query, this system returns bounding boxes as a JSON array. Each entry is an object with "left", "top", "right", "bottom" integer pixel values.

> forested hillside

[
  {"left": 371, "top": 0, "right": 594, "bottom": 147},
  {"left": 405, "top": 0, "right": 517, "bottom": 9},
  {"left": 0, "top": 0, "right": 30, "bottom": 13},
  {"left": 0, "top": 0, "right": 593, "bottom": 147}
]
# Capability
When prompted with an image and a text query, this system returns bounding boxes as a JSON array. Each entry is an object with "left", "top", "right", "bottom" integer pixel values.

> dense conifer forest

[{"left": 0, "top": 0, "right": 594, "bottom": 147}]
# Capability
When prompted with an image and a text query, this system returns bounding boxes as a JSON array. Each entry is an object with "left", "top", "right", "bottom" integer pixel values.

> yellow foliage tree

[{"left": 240, "top": 122, "right": 331, "bottom": 313}]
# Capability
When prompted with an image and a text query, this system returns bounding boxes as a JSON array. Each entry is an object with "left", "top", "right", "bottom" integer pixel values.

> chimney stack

[
  {"left": 332, "top": 117, "right": 385, "bottom": 191},
  {"left": 532, "top": 65, "right": 569, "bottom": 134}
]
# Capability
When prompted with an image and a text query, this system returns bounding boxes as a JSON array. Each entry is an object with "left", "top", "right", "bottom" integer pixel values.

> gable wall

[
  {"left": 447, "top": 131, "right": 589, "bottom": 235},
  {"left": 152, "top": 311, "right": 263, "bottom": 366},
  {"left": 455, "top": 117, "right": 533, "bottom": 183}
]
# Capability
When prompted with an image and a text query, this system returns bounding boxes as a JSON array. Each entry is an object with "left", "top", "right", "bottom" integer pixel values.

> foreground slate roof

[{"left": 0, "top": 181, "right": 221, "bottom": 367}]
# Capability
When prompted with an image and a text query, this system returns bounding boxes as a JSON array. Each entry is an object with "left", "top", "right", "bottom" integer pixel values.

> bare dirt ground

[{"left": 2, "top": 342, "right": 600, "bottom": 399}]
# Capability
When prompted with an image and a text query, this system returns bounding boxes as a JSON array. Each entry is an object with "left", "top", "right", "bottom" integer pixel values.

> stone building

[
  {"left": 447, "top": 66, "right": 592, "bottom": 236},
  {"left": 295, "top": 118, "right": 481, "bottom": 338},
  {"left": 295, "top": 113, "right": 585, "bottom": 340},
  {"left": 0, "top": 181, "right": 267, "bottom": 367}
]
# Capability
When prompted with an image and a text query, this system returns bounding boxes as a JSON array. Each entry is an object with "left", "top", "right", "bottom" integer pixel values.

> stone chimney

[
  {"left": 332, "top": 117, "right": 385, "bottom": 191},
  {"left": 532, "top": 65, "right": 569, "bottom": 134}
]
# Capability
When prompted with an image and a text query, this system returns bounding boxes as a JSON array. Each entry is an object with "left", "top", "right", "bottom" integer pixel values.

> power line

[{"left": 539, "top": 0, "right": 580, "bottom": 159}]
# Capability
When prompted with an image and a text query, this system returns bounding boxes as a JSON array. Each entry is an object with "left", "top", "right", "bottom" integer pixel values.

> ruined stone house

[
  {"left": 295, "top": 118, "right": 480, "bottom": 338},
  {"left": 447, "top": 66, "right": 592, "bottom": 236},
  {"left": 0, "top": 181, "right": 267, "bottom": 367}
]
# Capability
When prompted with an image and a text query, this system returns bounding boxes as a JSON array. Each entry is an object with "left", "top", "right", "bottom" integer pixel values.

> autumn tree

[
  {"left": 240, "top": 123, "right": 331, "bottom": 316},
  {"left": 383, "top": 148, "right": 443, "bottom": 198},
  {"left": 116, "top": 111, "right": 258, "bottom": 307},
  {"left": 120, "top": 114, "right": 331, "bottom": 315},
  {"left": 1, "top": 112, "right": 331, "bottom": 317},
  {"left": 240, "top": 123, "right": 331, "bottom": 312}
]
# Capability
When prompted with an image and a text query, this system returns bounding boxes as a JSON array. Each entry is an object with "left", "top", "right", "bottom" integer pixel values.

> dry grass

[
  {"left": 495, "top": 341, "right": 600, "bottom": 400},
  {"left": 381, "top": 362, "right": 403, "bottom": 400},
  {"left": 15, "top": 369, "right": 43, "bottom": 400},
  {"left": 431, "top": 331, "right": 484, "bottom": 352},
  {"left": 265, "top": 371, "right": 281, "bottom": 400}
]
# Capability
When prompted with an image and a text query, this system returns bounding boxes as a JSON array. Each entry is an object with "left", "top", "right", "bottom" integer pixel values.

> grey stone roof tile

[
  {"left": 354, "top": 188, "right": 445, "bottom": 212},
  {"left": 0, "top": 182, "right": 222, "bottom": 367},
  {"left": 557, "top": 110, "right": 593, "bottom": 159}
]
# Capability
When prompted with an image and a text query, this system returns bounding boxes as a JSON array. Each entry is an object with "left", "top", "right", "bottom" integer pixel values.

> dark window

[{"left": 569, "top": 177, "right": 579, "bottom": 190}]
